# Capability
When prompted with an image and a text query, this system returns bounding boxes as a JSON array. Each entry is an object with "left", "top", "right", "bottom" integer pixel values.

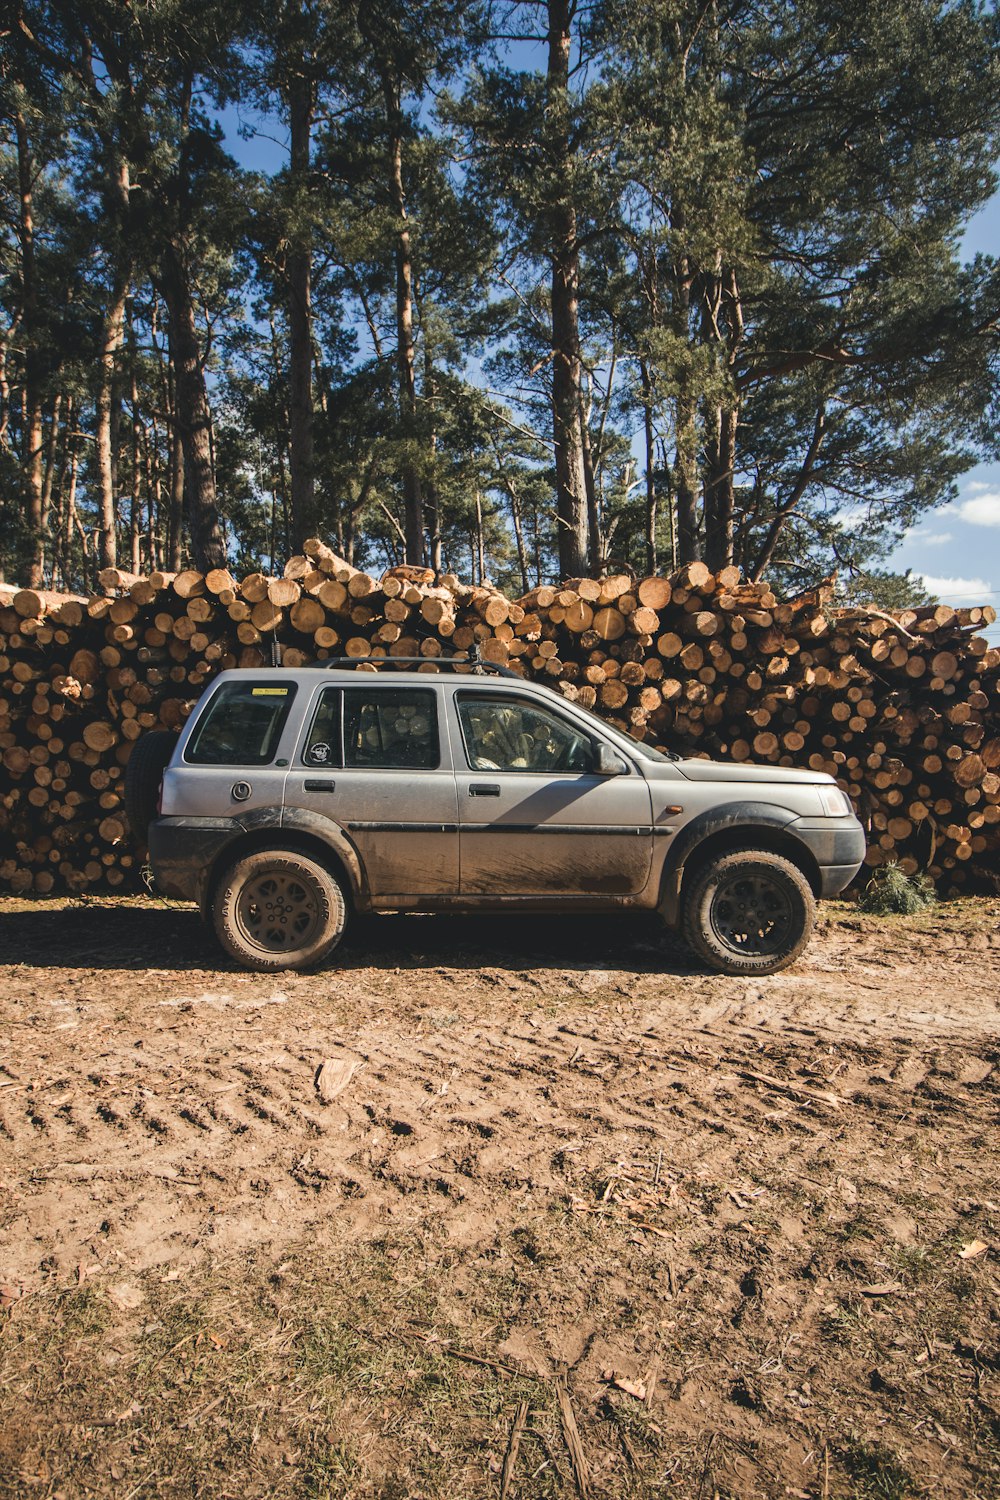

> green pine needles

[{"left": 858, "top": 863, "right": 936, "bottom": 917}]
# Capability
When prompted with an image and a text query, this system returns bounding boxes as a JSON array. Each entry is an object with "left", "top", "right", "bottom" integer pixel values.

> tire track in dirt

[{"left": 0, "top": 903, "right": 997, "bottom": 1285}]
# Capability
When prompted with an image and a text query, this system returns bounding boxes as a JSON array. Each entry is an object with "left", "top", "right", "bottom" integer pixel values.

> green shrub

[{"left": 858, "top": 862, "right": 935, "bottom": 916}]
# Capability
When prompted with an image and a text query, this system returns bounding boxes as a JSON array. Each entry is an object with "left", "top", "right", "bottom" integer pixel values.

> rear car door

[
  {"left": 450, "top": 689, "right": 654, "bottom": 897},
  {"left": 282, "top": 680, "right": 460, "bottom": 899},
  {"left": 164, "top": 677, "right": 300, "bottom": 818}
]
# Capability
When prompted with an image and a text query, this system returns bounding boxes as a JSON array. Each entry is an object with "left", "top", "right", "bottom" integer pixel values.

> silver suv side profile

[{"left": 133, "top": 660, "right": 866, "bottom": 976}]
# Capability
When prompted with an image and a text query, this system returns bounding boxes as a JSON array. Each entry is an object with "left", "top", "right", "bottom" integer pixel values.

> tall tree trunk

[
  {"left": 268, "top": 313, "right": 292, "bottom": 561},
  {"left": 672, "top": 254, "right": 700, "bottom": 563},
  {"left": 674, "top": 405, "right": 699, "bottom": 563},
  {"left": 93, "top": 153, "right": 132, "bottom": 571},
  {"left": 383, "top": 72, "right": 423, "bottom": 565},
  {"left": 639, "top": 358, "right": 657, "bottom": 573},
  {"left": 16, "top": 112, "right": 45, "bottom": 586},
  {"left": 168, "top": 420, "right": 184, "bottom": 572},
  {"left": 51, "top": 392, "right": 73, "bottom": 590},
  {"left": 504, "top": 474, "right": 531, "bottom": 595},
  {"left": 426, "top": 434, "right": 442, "bottom": 574},
  {"left": 580, "top": 393, "right": 601, "bottom": 573},
  {"left": 144, "top": 419, "right": 160, "bottom": 570},
  {"left": 704, "top": 404, "right": 737, "bottom": 571},
  {"left": 157, "top": 243, "right": 226, "bottom": 571},
  {"left": 42, "top": 390, "right": 62, "bottom": 522},
  {"left": 474, "top": 490, "right": 485, "bottom": 584},
  {"left": 0, "top": 310, "right": 20, "bottom": 450},
  {"left": 702, "top": 265, "right": 740, "bottom": 571},
  {"left": 421, "top": 337, "right": 442, "bottom": 574},
  {"left": 287, "top": 61, "right": 316, "bottom": 548},
  {"left": 547, "top": 0, "right": 588, "bottom": 579},
  {"left": 65, "top": 428, "right": 83, "bottom": 582},
  {"left": 129, "top": 359, "right": 142, "bottom": 573},
  {"left": 96, "top": 278, "right": 129, "bottom": 570}
]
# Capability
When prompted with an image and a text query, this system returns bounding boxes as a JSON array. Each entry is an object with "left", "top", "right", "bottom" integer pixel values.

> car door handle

[
  {"left": 304, "top": 779, "right": 336, "bottom": 792},
  {"left": 469, "top": 783, "right": 501, "bottom": 797}
]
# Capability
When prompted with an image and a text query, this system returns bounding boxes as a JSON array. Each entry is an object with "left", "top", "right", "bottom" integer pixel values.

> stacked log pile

[{"left": 0, "top": 544, "right": 997, "bottom": 896}]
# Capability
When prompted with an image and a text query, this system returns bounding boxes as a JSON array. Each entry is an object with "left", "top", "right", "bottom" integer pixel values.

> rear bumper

[
  {"left": 786, "top": 817, "right": 867, "bottom": 895},
  {"left": 147, "top": 816, "right": 244, "bottom": 903}
]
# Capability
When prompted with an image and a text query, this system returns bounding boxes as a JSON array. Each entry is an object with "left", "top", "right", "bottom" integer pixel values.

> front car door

[
  {"left": 450, "top": 689, "right": 654, "bottom": 898},
  {"left": 282, "top": 679, "right": 459, "bottom": 900}
]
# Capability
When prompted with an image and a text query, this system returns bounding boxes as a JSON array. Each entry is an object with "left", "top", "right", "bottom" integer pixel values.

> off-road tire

[
  {"left": 213, "top": 849, "right": 347, "bottom": 972},
  {"left": 123, "top": 731, "right": 176, "bottom": 840},
  {"left": 682, "top": 849, "right": 815, "bottom": 976}
]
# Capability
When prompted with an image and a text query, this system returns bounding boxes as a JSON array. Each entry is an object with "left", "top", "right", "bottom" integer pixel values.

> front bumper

[
  {"left": 786, "top": 816, "right": 867, "bottom": 895},
  {"left": 147, "top": 816, "right": 246, "bottom": 903}
]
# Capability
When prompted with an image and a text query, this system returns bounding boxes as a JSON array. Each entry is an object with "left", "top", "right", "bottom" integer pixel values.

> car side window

[
  {"left": 186, "top": 681, "right": 297, "bottom": 765},
  {"left": 302, "top": 688, "right": 342, "bottom": 766},
  {"left": 457, "top": 695, "right": 595, "bottom": 773},
  {"left": 342, "top": 687, "right": 440, "bottom": 769}
]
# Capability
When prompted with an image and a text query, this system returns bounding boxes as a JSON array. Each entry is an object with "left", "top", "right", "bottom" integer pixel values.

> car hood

[{"left": 645, "top": 759, "right": 835, "bottom": 787}]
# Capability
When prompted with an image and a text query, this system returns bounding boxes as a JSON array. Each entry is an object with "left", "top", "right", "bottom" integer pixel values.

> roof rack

[{"left": 321, "top": 647, "right": 521, "bottom": 681}]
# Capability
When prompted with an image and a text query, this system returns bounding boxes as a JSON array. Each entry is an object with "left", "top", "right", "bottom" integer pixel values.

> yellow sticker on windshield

[{"left": 251, "top": 687, "right": 288, "bottom": 696}]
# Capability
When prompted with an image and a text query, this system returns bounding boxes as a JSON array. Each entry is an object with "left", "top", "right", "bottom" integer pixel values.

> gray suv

[{"left": 133, "top": 660, "right": 865, "bottom": 976}]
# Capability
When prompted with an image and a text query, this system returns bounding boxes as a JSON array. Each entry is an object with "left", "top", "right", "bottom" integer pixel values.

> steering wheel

[{"left": 556, "top": 734, "right": 588, "bottom": 771}]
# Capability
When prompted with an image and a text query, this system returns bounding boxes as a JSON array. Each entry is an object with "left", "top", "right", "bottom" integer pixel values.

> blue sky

[{"left": 219, "top": 104, "right": 1000, "bottom": 635}]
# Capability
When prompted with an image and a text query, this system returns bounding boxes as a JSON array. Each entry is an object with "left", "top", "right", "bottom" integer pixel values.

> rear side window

[
  {"left": 343, "top": 687, "right": 439, "bottom": 769},
  {"left": 302, "top": 688, "right": 342, "bottom": 766},
  {"left": 186, "top": 681, "right": 297, "bottom": 765}
]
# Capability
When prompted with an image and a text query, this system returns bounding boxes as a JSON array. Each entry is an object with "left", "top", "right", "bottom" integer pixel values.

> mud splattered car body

[{"left": 140, "top": 662, "right": 865, "bottom": 974}]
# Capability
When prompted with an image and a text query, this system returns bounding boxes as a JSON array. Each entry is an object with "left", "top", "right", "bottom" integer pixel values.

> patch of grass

[
  {"left": 887, "top": 1243, "right": 936, "bottom": 1282},
  {"left": 819, "top": 1297, "right": 874, "bottom": 1349},
  {"left": 858, "top": 864, "right": 935, "bottom": 916},
  {"left": 839, "top": 1436, "right": 923, "bottom": 1498},
  {"left": 837, "top": 1211, "right": 880, "bottom": 1242}
]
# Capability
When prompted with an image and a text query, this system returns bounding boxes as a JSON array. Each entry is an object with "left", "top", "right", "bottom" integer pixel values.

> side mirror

[{"left": 596, "top": 744, "right": 628, "bottom": 776}]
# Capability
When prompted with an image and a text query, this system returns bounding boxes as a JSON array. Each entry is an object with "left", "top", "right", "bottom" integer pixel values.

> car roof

[{"left": 214, "top": 665, "right": 557, "bottom": 692}]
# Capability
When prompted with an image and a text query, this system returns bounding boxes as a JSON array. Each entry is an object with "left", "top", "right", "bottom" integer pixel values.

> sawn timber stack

[{"left": 0, "top": 547, "right": 997, "bottom": 896}]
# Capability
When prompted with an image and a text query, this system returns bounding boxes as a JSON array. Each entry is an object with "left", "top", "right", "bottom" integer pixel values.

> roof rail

[{"left": 321, "top": 647, "right": 521, "bottom": 681}]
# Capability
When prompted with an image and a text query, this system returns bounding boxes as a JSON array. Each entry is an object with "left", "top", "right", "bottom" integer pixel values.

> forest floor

[{"left": 0, "top": 895, "right": 998, "bottom": 1500}]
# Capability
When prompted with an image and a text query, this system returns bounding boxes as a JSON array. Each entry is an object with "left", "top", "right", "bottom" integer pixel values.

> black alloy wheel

[{"left": 681, "top": 848, "right": 816, "bottom": 976}]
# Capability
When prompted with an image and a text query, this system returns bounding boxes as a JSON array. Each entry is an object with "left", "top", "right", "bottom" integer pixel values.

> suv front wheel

[
  {"left": 682, "top": 849, "right": 815, "bottom": 976},
  {"left": 213, "top": 849, "right": 347, "bottom": 972}
]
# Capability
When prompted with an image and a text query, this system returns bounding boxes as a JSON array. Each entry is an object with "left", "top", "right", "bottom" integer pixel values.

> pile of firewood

[{"left": 1, "top": 540, "right": 997, "bottom": 896}]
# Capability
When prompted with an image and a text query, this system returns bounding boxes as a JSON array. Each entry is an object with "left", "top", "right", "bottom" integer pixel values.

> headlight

[{"left": 818, "top": 786, "right": 853, "bottom": 817}]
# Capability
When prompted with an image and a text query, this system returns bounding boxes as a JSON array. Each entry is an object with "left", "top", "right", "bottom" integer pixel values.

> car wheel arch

[
  {"left": 658, "top": 803, "right": 822, "bottom": 925},
  {"left": 200, "top": 824, "right": 366, "bottom": 923}
]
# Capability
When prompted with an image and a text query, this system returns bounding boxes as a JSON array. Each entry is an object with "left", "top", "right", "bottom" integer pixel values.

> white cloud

[
  {"left": 918, "top": 573, "right": 993, "bottom": 602},
  {"left": 909, "top": 528, "right": 953, "bottom": 546},
  {"left": 953, "top": 492, "right": 1000, "bottom": 528},
  {"left": 966, "top": 480, "right": 993, "bottom": 494}
]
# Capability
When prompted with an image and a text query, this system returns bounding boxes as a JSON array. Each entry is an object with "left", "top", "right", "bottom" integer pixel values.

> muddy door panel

[
  {"left": 450, "top": 691, "right": 654, "bottom": 896},
  {"left": 283, "top": 683, "right": 459, "bottom": 898},
  {"left": 458, "top": 775, "right": 654, "bottom": 895}
]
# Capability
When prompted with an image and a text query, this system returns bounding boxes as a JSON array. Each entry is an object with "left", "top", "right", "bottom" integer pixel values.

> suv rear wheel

[
  {"left": 213, "top": 849, "right": 347, "bottom": 972},
  {"left": 682, "top": 849, "right": 815, "bottom": 976}
]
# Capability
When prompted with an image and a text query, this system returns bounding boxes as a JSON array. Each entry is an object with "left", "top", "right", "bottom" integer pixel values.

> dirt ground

[{"left": 0, "top": 895, "right": 998, "bottom": 1500}]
